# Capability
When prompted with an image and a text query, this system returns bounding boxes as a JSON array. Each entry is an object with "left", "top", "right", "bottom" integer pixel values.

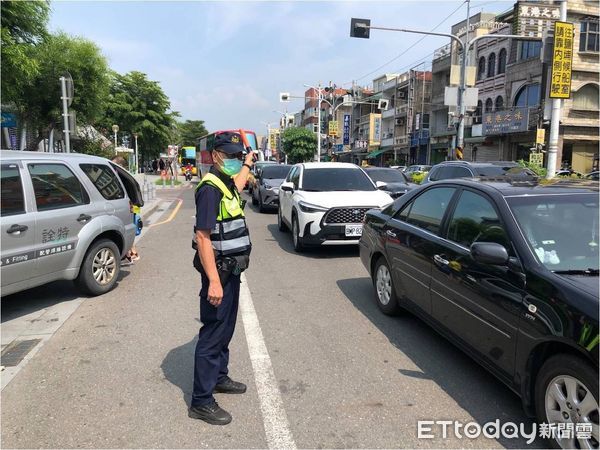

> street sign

[
  {"left": 549, "top": 21, "right": 574, "bottom": 99},
  {"left": 1, "top": 112, "right": 17, "bottom": 128},
  {"left": 444, "top": 87, "right": 478, "bottom": 107},
  {"left": 328, "top": 120, "right": 339, "bottom": 136},
  {"left": 529, "top": 152, "right": 544, "bottom": 167},
  {"left": 536, "top": 128, "right": 546, "bottom": 145},
  {"left": 343, "top": 115, "right": 350, "bottom": 145},
  {"left": 62, "top": 72, "right": 74, "bottom": 107}
]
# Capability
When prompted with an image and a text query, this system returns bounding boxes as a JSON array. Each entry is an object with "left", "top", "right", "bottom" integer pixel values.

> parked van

[{"left": 1, "top": 151, "right": 141, "bottom": 297}]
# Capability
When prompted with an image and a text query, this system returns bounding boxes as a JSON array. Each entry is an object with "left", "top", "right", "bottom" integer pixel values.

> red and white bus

[{"left": 196, "top": 129, "right": 260, "bottom": 178}]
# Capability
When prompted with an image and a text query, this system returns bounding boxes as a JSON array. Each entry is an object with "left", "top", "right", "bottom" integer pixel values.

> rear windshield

[
  {"left": 365, "top": 169, "right": 407, "bottom": 183},
  {"left": 302, "top": 168, "right": 375, "bottom": 192},
  {"left": 262, "top": 165, "right": 292, "bottom": 179},
  {"left": 476, "top": 165, "right": 533, "bottom": 177}
]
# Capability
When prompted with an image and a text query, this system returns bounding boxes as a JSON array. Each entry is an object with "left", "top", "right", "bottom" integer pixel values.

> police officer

[{"left": 189, "top": 132, "right": 254, "bottom": 425}]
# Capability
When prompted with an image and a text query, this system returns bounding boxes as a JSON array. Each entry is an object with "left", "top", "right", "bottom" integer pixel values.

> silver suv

[{"left": 1, "top": 151, "right": 139, "bottom": 297}]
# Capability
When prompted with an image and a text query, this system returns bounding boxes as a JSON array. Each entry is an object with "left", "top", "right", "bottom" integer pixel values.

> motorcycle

[{"left": 184, "top": 166, "right": 193, "bottom": 181}]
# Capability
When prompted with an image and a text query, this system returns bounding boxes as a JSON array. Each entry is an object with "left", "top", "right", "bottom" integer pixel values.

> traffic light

[
  {"left": 350, "top": 18, "right": 371, "bottom": 39},
  {"left": 279, "top": 92, "right": 290, "bottom": 102}
]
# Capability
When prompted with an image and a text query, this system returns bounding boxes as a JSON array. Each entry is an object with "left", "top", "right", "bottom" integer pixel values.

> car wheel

[
  {"left": 535, "top": 354, "right": 599, "bottom": 449},
  {"left": 251, "top": 188, "right": 258, "bottom": 206},
  {"left": 258, "top": 194, "right": 266, "bottom": 213},
  {"left": 292, "top": 215, "right": 304, "bottom": 252},
  {"left": 373, "top": 257, "right": 400, "bottom": 315},
  {"left": 75, "top": 239, "right": 121, "bottom": 296},
  {"left": 278, "top": 207, "right": 287, "bottom": 232}
]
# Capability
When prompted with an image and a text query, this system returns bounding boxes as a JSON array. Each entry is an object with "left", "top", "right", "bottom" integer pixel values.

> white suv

[{"left": 277, "top": 162, "right": 392, "bottom": 251}]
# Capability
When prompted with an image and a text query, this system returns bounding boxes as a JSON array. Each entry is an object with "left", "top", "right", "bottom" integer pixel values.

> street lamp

[
  {"left": 133, "top": 132, "right": 139, "bottom": 174},
  {"left": 303, "top": 83, "right": 335, "bottom": 163},
  {"left": 112, "top": 124, "right": 119, "bottom": 155}
]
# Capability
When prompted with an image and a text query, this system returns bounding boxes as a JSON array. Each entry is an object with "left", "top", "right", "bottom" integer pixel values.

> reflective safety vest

[{"left": 192, "top": 173, "right": 251, "bottom": 256}]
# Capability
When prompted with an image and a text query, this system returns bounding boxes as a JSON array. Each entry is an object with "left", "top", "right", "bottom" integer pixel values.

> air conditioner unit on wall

[{"left": 398, "top": 92, "right": 406, "bottom": 99}]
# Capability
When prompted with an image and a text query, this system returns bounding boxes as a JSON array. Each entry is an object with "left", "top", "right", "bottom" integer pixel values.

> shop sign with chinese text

[{"left": 483, "top": 107, "right": 529, "bottom": 135}]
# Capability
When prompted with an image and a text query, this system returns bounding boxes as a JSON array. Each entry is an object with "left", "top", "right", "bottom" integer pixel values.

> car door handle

[
  {"left": 433, "top": 254, "right": 449, "bottom": 265},
  {"left": 6, "top": 224, "right": 28, "bottom": 234},
  {"left": 385, "top": 229, "right": 397, "bottom": 238},
  {"left": 77, "top": 214, "right": 92, "bottom": 223}
]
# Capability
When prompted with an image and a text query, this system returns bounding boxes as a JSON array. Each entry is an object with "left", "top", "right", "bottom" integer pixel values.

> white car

[{"left": 277, "top": 162, "right": 393, "bottom": 252}]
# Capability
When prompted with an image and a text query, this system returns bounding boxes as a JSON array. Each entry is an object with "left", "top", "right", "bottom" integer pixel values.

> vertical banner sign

[
  {"left": 268, "top": 129, "right": 279, "bottom": 150},
  {"left": 343, "top": 115, "right": 350, "bottom": 145},
  {"left": 550, "top": 22, "right": 574, "bottom": 99},
  {"left": 328, "top": 120, "right": 339, "bottom": 136},
  {"left": 373, "top": 117, "right": 381, "bottom": 142}
]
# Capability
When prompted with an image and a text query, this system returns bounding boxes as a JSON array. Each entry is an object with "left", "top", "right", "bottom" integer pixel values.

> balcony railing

[
  {"left": 396, "top": 104, "right": 409, "bottom": 116},
  {"left": 382, "top": 108, "right": 396, "bottom": 119},
  {"left": 381, "top": 137, "right": 395, "bottom": 147},
  {"left": 383, "top": 79, "right": 397, "bottom": 91},
  {"left": 395, "top": 135, "right": 408, "bottom": 146}
]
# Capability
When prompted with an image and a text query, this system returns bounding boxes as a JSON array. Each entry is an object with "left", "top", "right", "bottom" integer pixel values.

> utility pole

[
  {"left": 316, "top": 83, "right": 322, "bottom": 162},
  {"left": 546, "top": 0, "right": 568, "bottom": 178},
  {"left": 60, "top": 76, "right": 71, "bottom": 153},
  {"left": 455, "top": 0, "right": 471, "bottom": 157}
]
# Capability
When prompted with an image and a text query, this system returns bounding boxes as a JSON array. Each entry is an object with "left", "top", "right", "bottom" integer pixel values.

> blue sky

[{"left": 49, "top": 0, "right": 515, "bottom": 135}]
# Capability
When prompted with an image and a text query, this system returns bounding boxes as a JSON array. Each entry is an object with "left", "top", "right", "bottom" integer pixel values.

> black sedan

[
  {"left": 359, "top": 179, "right": 599, "bottom": 449},
  {"left": 363, "top": 167, "right": 417, "bottom": 199}
]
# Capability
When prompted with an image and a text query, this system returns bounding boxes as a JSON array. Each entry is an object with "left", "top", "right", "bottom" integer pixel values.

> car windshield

[
  {"left": 507, "top": 193, "right": 599, "bottom": 272},
  {"left": 365, "top": 169, "right": 407, "bottom": 183},
  {"left": 302, "top": 168, "right": 375, "bottom": 191},
  {"left": 261, "top": 165, "right": 291, "bottom": 179}
]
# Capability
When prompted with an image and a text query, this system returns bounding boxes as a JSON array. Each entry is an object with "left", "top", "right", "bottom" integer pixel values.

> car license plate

[{"left": 345, "top": 224, "right": 363, "bottom": 237}]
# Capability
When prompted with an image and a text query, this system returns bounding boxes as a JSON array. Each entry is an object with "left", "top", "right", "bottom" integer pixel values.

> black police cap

[{"left": 214, "top": 132, "right": 245, "bottom": 155}]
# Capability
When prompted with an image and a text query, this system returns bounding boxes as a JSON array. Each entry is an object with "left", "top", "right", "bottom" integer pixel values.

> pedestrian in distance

[
  {"left": 159, "top": 158, "right": 165, "bottom": 172},
  {"left": 152, "top": 159, "right": 158, "bottom": 174},
  {"left": 111, "top": 156, "right": 141, "bottom": 263},
  {"left": 166, "top": 158, "right": 174, "bottom": 176},
  {"left": 189, "top": 131, "right": 255, "bottom": 425}
]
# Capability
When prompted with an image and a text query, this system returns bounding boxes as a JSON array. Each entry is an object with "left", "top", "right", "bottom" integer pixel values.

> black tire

[
  {"left": 251, "top": 189, "right": 258, "bottom": 206},
  {"left": 534, "top": 354, "right": 599, "bottom": 449},
  {"left": 372, "top": 257, "right": 400, "bottom": 315},
  {"left": 75, "top": 239, "right": 121, "bottom": 296},
  {"left": 258, "top": 194, "right": 266, "bottom": 213},
  {"left": 278, "top": 207, "right": 287, "bottom": 232},
  {"left": 292, "top": 215, "right": 304, "bottom": 253}
]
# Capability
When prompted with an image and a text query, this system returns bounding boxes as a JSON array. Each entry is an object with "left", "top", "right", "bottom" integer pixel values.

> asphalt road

[{"left": 1, "top": 183, "right": 543, "bottom": 449}]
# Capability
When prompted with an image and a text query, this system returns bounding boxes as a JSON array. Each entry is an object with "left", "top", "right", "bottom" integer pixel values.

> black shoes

[
  {"left": 188, "top": 401, "right": 232, "bottom": 425},
  {"left": 214, "top": 376, "right": 247, "bottom": 394}
]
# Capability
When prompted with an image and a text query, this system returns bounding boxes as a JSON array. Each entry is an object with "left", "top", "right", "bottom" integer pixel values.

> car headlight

[
  {"left": 263, "top": 182, "right": 272, "bottom": 189},
  {"left": 298, "top": 201, "right": 328, "bottom": 213}
]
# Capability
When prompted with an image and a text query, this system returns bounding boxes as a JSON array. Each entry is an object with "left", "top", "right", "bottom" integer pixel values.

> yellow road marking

[{"left": 149, "top": 198, "right": 183, "bottom": 228}]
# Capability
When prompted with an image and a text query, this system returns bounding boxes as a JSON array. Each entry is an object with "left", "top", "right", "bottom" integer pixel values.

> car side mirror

[
  {"left": 470, "top": 242, "right": 509, "bottom": 265},
  {"left": 375, "top": 181, "right": 387, "bottom": 189},
  {"left": 280, "top": 181, "right": 294, "bottom": 192}
]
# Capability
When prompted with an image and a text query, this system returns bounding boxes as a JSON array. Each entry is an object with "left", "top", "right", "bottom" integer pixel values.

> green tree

[
  {"left": 281, "top": 127, "right": 317, "bottom": 164},
  {"left": 174, "top": 120, "right": 208, "bottom": 146},
  {"left": 1, "top": 0, "right": 50, "bottom": 104},
  {"left": 98, "top": 71, "right": 175, "bottom": 160},
  {"left": 19, "top": 32, "right": 110, "bottom": 149}
]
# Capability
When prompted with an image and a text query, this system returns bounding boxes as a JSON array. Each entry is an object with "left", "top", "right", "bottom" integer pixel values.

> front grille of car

[{"left": 323, "top": 207, "right": 373, "bottom": 224}]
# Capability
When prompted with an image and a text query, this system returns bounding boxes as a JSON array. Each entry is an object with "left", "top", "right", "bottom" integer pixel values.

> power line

[{"left": 343, "top": 0, "right": 467, "bottom": 86}]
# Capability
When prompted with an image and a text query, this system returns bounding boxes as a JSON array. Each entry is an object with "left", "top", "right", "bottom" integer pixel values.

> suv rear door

[
  {"left": 0, "top": 162, "right": 37, "bottom": 290},
  {"left": 26, "top": 161, "right": 93, "bottom": 278}
]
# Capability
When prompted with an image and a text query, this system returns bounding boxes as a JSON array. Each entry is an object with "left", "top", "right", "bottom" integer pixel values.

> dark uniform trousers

[{"left": 191, "top": 271, "right": 241, "bottom": 407}]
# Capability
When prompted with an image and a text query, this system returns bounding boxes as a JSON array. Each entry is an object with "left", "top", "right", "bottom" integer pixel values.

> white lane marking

[{"left": 239, "top": 273, "right": 296, "bottom": 450}]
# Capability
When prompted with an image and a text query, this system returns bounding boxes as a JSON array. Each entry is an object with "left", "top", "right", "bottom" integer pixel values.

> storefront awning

[{"left": 367, "top": 148, "right": 386, "bottom": 159}]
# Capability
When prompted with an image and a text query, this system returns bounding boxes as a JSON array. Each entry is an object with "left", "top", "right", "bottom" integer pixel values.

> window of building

[
  {"left": 580, "top": 20, "right": 599, "bottom": 52},
  {"left": 28, "top": 163, "right": 88, "bottom": 211},
  {"left": 572, "top": 84, "right": 600, "bottom": 110},
  {"left": 514, "top": 83, "right": 540, "bottom": 107},
  {"left": 498, "top": 48, "right": 507, "bottom": 74},
  {"left": 485, "top": 98, "right": 494, "bottom": 112},
  {"left": 519, "top": 41, "right": 542, "bottom": 60},
  {"left": 477, "top": 57, "right": 486, "bottom": 80},
  {"left": 495, "top": 96, "right": 504, "bottom": 111},
  {"left": 447, "top": 190, "right": 511, "bottom": 251},
  {"left": 487, "top": 53, "right": 496, "bottom": 77},
  {"left": 1, "top": 164, "right": 25, "bottom": 216},
  {"left": 398, "top": 187, "right": 456, "bottom": 235},
  {"left": 474, "top": 100, "right": 483, "bottom": 124}
]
